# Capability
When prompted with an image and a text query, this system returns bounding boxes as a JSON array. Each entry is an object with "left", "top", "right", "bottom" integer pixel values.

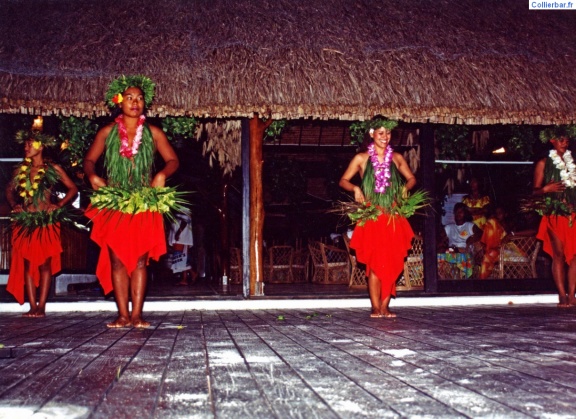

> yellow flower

[
  {"left": 34, "top": 175, "right": 41, "bottom": 181},
  {"left": 71, "top": 161, "right": 78, "bottom": 167},
  {"left": 28, "top": 190, "right": 34, "bottom": 196},
  {"left": 17, "top": 173, "right": 26, "bottom": 180},
  {"left": 24, "top": 158, "right": 31, "bottom": 163},
  {"left": 37, "top": 168, "right": 45, "bottom": 174},
  {"left": 32, "top": 183, "right": 39, "bottom": 190},
  {"left": 19, "top": 191, "right": 27, "bottom": 198},
  {"left": 32, "top": 141, "right": 42, "bottom": 150},
  {"left": 19, "top": 165, "right": 28, "bottom": 172},
  {"left": 61, "top": 140, "right": 69, "bottom": 150}
]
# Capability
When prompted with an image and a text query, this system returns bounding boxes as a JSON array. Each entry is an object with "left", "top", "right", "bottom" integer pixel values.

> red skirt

[
  {"left": 7, "top": 224, "right": 62, "bottom": 305},
  {"left": 85, "top": 206, "right": 166, "bottom": 295},
  {"left": 537, "top": 214, "right": 576, "bottom": 264},
  {"left": 350, "top": 214, "right": 414, "bottom": 299}
]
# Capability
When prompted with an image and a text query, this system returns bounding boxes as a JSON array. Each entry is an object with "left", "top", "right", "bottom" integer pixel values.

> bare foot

[
  {"left": 370, "top": 309, "right": 383, "bottom": 318},
  {"left": 132, "top": 317, "right": 151, "bottom": 328},
  {"left": 106, "top": 316, "right": 132, "bottom": 328},
  {"left": 34, "top": 308, "right": 46, "bottom": 318},
  {"left": 380, "top": 310, "right": 397, "bottom": 318},
  {"left": 22, "top": 308, "right": 38, "bottom": 318},
  {"left": 558, "top": 295, "right": 571, "bottom": 308}
]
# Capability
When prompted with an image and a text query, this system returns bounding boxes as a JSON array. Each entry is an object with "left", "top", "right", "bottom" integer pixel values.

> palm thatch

[{"left": 1, "top": 0, "right": 575, "bottom": 124}]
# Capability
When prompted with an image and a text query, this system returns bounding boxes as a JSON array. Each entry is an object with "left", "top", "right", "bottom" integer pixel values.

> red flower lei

[{"left": 115, "top": 114, "right": 145, "bottom": 158}]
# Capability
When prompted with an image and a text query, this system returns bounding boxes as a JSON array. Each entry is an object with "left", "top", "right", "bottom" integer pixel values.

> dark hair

[{"left": 454, "top": 202, "right": 473, "bottom": 222}]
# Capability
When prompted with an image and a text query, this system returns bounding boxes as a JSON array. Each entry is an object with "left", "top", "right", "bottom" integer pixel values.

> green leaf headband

[
  {"left": 539, "top": 125, "right": 576, "bottom": 143},
  {"left": 105, "top": 75, "right": 156, "bottom": 108},
  {"left": 15, "top": 130, "right": 58, "bottom": 148},
  {"left": 370, "top": 118, "right": 398, "bottom": 132}
]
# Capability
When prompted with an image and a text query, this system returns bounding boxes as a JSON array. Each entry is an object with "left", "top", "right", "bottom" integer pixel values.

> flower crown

[
  {"left": 15, "top": 130, "right": 58, "bottom": 148},
  {"left": 369, "top": 118, "right": 398, "bottom": 134},
  {"left": 539, "top": 125, "right": 576, "bottom": 143},
  {"left": 105, "top": 75, "right": 156, "bottom": 109}
]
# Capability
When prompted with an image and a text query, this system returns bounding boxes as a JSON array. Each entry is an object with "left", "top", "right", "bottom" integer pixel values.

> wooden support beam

[
  {"left": 249, "top": 115, "right": 272, "bottom": 295},
  {"left": 419, "top": 123, "right": 438, "bottom": 293},
  {"left": 241, "top": 118, "right": 250, "bottom": 298}
]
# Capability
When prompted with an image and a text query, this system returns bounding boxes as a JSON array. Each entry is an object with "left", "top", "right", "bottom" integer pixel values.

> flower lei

[
  {"left": 550, "top": 149, "right": 576, "bottom": 188},
  {"left": 115, "top": 114, "right": 145, "bottom": 158},
  {"left": 367, "top": 143, "right": 393, "bottom": 194},
  {"left": 16, "top": 158, "right": 45, "bottom": 201}
]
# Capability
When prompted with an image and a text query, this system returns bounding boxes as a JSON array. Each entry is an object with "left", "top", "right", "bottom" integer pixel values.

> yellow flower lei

[{"left": 16, "top": 158, "right": 46, "bottom": 202}]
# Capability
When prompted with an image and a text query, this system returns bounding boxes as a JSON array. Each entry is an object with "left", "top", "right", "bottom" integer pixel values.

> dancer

[
  {"left": 339, "top": 118, "right": 421, "bottom": 318},
  {"left": 6, "top": 129, "right": 78, "bottom": 316},
  {"left": 533, "top": 125, "right": 576, "bottom": 307},
  {"left": 84, "top": 75, "right": 179, "bottom": 328}
]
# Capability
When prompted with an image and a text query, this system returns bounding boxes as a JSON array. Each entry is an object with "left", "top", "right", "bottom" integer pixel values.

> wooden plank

[
  {"left": 217, "top": 310, "right": 338, "bottom": 418},
  {"left": 154, "top": 310, "right": 213, "bottom": 417},
  {"left": 0, "top": 305, "right": 575, "bottom": 417}
]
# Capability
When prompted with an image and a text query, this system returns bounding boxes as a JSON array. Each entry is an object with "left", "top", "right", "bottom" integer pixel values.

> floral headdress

[
  {"left": 369, "top": 118, "right": 398, "bottom": 134},
  {"left": 15, "top": 130, "right": 58, "bottom": 149},
  {"left": 105, "top": 75, "right": 156, "bottom": 108},
  {"left": 539, "top": 125, "right": 576, "bottom": 143},
  {"left": 349, "top": 117, "right": 399, "bottom": 146}
]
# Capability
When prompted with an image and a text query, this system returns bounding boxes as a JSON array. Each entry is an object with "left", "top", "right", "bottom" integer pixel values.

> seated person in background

[
  {"left": 479, "top": 206, "right": 537, "bottom": 279},
  {"left": 442, "top": 203, "right": 482, "bottom": 253},
  {"left": 462, "top": 177, "right": 490, "bottom": 229}
]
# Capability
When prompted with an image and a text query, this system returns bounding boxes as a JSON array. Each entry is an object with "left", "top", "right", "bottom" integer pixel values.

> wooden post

[
  {"left": 249, "top": 115, "right": 272, "bottom": 295},
  {"left": 241, "top": 118, "right": 250, "bottom": 298},
  {"left": 419, "top": 123, "right": 438, "bottom": 293}
]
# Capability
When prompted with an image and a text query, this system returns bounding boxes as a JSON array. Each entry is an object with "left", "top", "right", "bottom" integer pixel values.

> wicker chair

[
  {"left": 342, "top": 234, "right": 367, "bottom": 288},
  {"left": 267, "top": 245, "right": 294, "bottom": 283},
  {"left": 229, "top": 247, "right": 242, "bottom": 284},
  {"left": 0, "top": 218, "right": 12, "bottom": 270},
  {"left": 291, "top": 247, "right": 309, "bottom": 283},
  {"left": 496, "top": 235, "right": 541, "bottom": 279},
  {"left": 397, "top": 235, "right": 424, "bottom": 290},
  {"left": 308, "top": 240, "right": 350, "bottom": 284}
]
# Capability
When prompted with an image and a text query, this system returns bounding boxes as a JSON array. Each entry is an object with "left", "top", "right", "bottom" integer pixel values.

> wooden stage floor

[{"left": 1, "top": 303, "right": 576, "bottom": 418}]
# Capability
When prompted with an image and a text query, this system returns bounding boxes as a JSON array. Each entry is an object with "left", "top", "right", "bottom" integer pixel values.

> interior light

[{"left": 492, "top": 147, "right": 506, "bottom": 154}]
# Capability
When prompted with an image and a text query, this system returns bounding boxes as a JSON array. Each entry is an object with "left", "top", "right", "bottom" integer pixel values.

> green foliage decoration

[
  {"left": 349, "top": 121, "right": 370, "bottom": 146},
  {"left": 58, "top": 116, "right": 98, "bottom": 177},
  {"left": 89, "top": 186, "right": 189, "bottom": 223},
  {"left": 539, "top": 125, "right": 576, "bottom": 143},
  {"left": 11, "top": 207, "right": 74, "bottom": 239},
  {"left": 14, "top": 130, "right": 58, "bottom": 148},
  {"left": 105, "top": 75, "right": 155, "bottom": 108},
  {"left": 349, "top": 119, "right": 398, "bottom": 146},
  {"left": 264, "top": 120, "right": 287, "bottom": 142},
  {"left": 435, "top": 125, "right": 471, "bottom": 161},
  {"left": 162, "top": 116, "right": 198, "bottom": 146}
]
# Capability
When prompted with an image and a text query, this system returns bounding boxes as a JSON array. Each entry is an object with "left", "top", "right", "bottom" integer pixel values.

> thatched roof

[{"left": 1, "top": 0, "right": 575, "bottom": 124}]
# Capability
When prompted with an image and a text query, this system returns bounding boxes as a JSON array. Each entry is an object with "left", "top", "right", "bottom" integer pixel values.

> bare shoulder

[
  {"left": 97, "top": 122, "right": 114, "bottom": 137},
  {"left": 392, "top": 151, "right": 406, "bottom": 160},
  {"left": 147, "top": 123, "right": 164, "bottom": 135},
  {"left": 354, "top": 151, "right": 369, "bottom": 164},
  {"left": 534, "top": 157, "right": 547, "bottom": 169}
]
